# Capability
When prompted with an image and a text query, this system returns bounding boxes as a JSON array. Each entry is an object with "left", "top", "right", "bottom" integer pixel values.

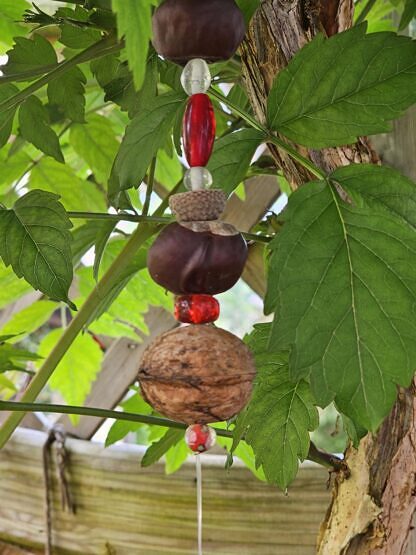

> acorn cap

[
  {"left": 169, "top": 189, "right": 227, "bottom": 222},
  {"left": 138, "top": 325, "right": 256, "bottom": 424}
]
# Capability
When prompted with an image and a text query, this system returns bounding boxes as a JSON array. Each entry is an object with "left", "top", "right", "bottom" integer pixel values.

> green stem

[
  {"left": 209, "top": 87, "right": 326, "bottom": 181},
  {"left": 0, "top": 224, "right": 157, "bottom": 449},
  {"left": 67, "top": 212, "right": 272, "bottom": 243},
  {"left": 0, "top": 400, "right": 233, "bottom": 438},
  {"left": 0, "top": 400, "right": 345, "bottom": 471},
  {"left": 355, "top": 0, "right": 377, "bottom": 24},
  {"left": 67, "top": 212, "right": 171, "bottom": 224},
  {"left": 0, "top": 36, "right": 122, "bottom": 114}
]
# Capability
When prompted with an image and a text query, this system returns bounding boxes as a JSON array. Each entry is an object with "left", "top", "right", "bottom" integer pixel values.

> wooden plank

[
  {"left": 372, "top": 105, "right": 416, "bottom": 181},
  {"left": 223, "top": 175, "right": 280, "bottom": 231},
  {"left": 58, "top": 308, "right": 177, "bottom": 439},
  {"left": 0, "top": 428, "right": 330, "bottom": 555}
]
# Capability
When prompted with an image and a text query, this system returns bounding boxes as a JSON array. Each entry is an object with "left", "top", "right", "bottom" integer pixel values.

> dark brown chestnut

[
  {"left": 152, "top": 0, "right": 246, "bottom": 65},
  {"left": 147, "top": 221, "right": 248, "bottom": 295}
]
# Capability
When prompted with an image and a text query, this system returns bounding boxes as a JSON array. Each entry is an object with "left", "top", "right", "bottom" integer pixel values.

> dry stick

[{"left": 0, "top": 400, "right": 346, "bottom": 472}]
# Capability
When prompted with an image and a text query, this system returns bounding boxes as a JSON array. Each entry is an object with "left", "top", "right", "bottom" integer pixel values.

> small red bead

[
  {"left": 183, "top": 93, "right": 216, "bottom": 167},
  {"left": 185, "top": 424, "right": 217, "bottom": 453},
  {"left": 174, "top": 294, "right": 220, "bottom": 324}
]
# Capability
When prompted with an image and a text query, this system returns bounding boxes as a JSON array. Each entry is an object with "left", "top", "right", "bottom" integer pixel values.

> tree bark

[{"left": 242, "top": 1, "right": 416, "bottom": 553}]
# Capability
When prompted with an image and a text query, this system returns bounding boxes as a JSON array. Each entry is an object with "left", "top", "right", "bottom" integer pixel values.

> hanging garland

[{"left": 138, "top": 0, "right": 255, "bottom": 457}]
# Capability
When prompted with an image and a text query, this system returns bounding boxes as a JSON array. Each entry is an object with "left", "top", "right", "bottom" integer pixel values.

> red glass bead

[
  {"left": 174, "top": 294, "right": 220, "bottom": 324},
  {"left": 183, "top": 93, "right": 216, "bottom": 167},
  {"left": 185, "top": 424, "right": 217, "bottom": 453}
]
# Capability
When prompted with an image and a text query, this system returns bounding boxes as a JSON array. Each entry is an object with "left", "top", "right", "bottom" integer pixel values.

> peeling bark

[
  {"left": 241, "top": 0, "right": 378, "bottom": 189},
  {"left": 242, "top": 1, "right": 416, "bottom": 553}
]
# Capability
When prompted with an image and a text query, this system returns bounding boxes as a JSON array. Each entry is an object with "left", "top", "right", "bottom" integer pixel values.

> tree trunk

[{"left": 242, "top": 2, "right": 416, "bottom": 553}]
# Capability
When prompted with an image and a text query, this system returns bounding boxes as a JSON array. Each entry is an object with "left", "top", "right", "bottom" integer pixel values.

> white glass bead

[
  {"left": 180, "top": 58, "right": 212, "bottom": 96},
  {"left": 184, "top": 167, "right": 213, "bottom": 191}
]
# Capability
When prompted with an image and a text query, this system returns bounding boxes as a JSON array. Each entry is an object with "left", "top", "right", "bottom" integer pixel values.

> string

[{"left": 196, "top": 453, "right": 203, "bottom": 555}]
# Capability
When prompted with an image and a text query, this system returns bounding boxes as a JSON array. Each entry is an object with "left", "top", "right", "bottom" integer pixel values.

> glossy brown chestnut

[
  {"left": 147, "top": 221, "right": 248, "bottom": 295},
  {"left": 152, "top": 0, "right": 246, "bottom": 65},
  {"left": 138, "top": 325, "right": 256, "bottom": 424}
]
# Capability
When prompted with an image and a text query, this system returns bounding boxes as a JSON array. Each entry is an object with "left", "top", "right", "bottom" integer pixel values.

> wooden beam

[{"left": 0, "top": 428, "right": 331, "bottom": 555}]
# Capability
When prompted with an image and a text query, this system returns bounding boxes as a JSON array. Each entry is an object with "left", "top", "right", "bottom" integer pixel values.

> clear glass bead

[
  {"left": 185, "top": 424, "right": 217, "bottom": 453},
  {"left": 180, "top": 58, "right": 212, "bottom": 96},
  {"left": 184, "top": 167, "right": 213, "bottom": 191}
]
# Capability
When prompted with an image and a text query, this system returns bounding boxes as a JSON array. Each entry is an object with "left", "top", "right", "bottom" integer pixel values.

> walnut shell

[{"left": 138, "top": 325, "right": 256, "bottom": 424}]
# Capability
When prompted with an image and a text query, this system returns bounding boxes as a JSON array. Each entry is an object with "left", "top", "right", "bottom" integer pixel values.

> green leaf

[
  {"left": 265, "top": 165, "right": 416, "bottom": 431},
  {"left": 0, "top": 190, "right": 75, "bottom": 308},
  {"left": 207, "top": 129, "right": 265, "bottom": 194},
  {"left": 112, "top": 0, "right": 155, "bottom": 90},
  {"left": 0, "top": 342, "right": 42, "bottom": 373},
  {"left": 39, "top": 329, "right": 102, "bottom": 423},
  {"left": 47, "top": 67, "right": 86, "bottom": 123},
  {"left": 267, "top": 24, "right": 416, "bottom": 148},
  {"left": 232, "top": 324, "right": 318, "bottom": 489},
  {"left": 70, "top": 114, "right": 119, "bottom": 185},
  {"left": 58, "top": 6, "right": 102, "bottom": 49},
  {"left": 2, "top": 34, "right": 57, "bottom": 76},
  {"left": 0, "top": 0, "right": 31, "bottom": 54},
  {"left": 165, "top": 439, "right": 189, "bottom": 474},
  {"left": 235, "top": 0, "right": 260, "bottom": 24},
  {"left": 0, "top": 262, "right": 31, "bottom": 310},
  {"left": 399, "top": 0, "right": 416, "bottom": 30},
  {"left": 141, "top": 428, "right": 185, "bottom": 468},
  {"left": 109, "top": 92, "right": 186, "bottom": 204},
  {"left": 0, "top": 145, "right": 31, "bottom": 189},
  {"left": 105, "top": 393, "right": 153, "bottom": 447},
  {"left": 71, "top": 220, "right": 109, "bottom": 267},
  {"left": 0, "top": 85, "right": 19, "bottom": 148},
  {"left": 29, "top": 157, "right": 106, "bottom": 212},
  {"left": 0, "top": 300, "right": 57, "bottom": 341},
  {"left": 155, "top": 149, "right": 183, "bottom": 190},
  {"left": 19, "top": 96, "right": 64, "bottom": 163},
  {"left": 93, "top": 220, "right": 116, "bottom": 281}
]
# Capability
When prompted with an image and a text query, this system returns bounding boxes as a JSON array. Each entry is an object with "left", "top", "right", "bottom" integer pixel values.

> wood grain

[{"left": 0, "top": 428, "right": 331, "bottom": 555}]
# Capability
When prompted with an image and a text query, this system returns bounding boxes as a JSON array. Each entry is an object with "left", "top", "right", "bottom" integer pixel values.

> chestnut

[
  {"left": 152, "top": 0, "right": 246, "bottom": 65},
  {"left": 147, "top": 221, "right": 248, "bottom": 295},
  {"left": 138, "top": 325, "right": 256, "bottom": 424}
]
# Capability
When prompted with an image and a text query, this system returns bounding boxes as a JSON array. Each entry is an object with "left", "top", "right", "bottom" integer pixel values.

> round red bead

[
  {"left": 185, "top": 424, "right": 217, "bottom": 453},
  {"left": 183, "top": 93, "right": 216, "bottom": 167},
  {"left": 174, "top": 294, "right": 220, "bottom": 324}
]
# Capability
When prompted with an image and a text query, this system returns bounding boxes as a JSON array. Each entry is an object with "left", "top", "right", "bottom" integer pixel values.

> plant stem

[
  {"left": 0, "top": 36, "right": 122, "bottom": 114},
  {"left": 355, "top": 0, "right": 377, "bottom": 24},
  {"left": 67, "top": 212, "right": 171, "bottom": 224},
  {"left": 0, "top": 224, "right": 157, "bottom": 449},
  {"left": 209, "top": 87, "right": 326, "bottom": 181},
  {"left": 67, "top": 212, "right": 272, "bottom": 243},
  {"left": 0, "top": 400, "right": 346, "bottom": 472},
  {"left": 0, "top": 400, "right": 232, "bottom": 437}
]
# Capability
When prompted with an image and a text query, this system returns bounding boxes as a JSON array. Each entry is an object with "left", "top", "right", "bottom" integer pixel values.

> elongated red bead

[
  {"left": 174, "top": 294, "right": 220, "bottom": 324},
  {"left": 183, "top": 93, "right": 216, "bottom": 167}
]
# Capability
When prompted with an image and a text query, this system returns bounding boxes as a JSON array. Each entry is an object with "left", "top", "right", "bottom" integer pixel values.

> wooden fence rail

[{"left": 0, "top": 428, "right": 331, "bottom": 555}]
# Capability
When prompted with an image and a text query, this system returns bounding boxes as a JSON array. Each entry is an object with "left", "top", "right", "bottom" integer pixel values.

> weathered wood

[
  {"left": 0, "top": 428, "right": 331, "bottom": 555},
  {"left": 58, "top": 308, "right": 177, "bottom": 439}
]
